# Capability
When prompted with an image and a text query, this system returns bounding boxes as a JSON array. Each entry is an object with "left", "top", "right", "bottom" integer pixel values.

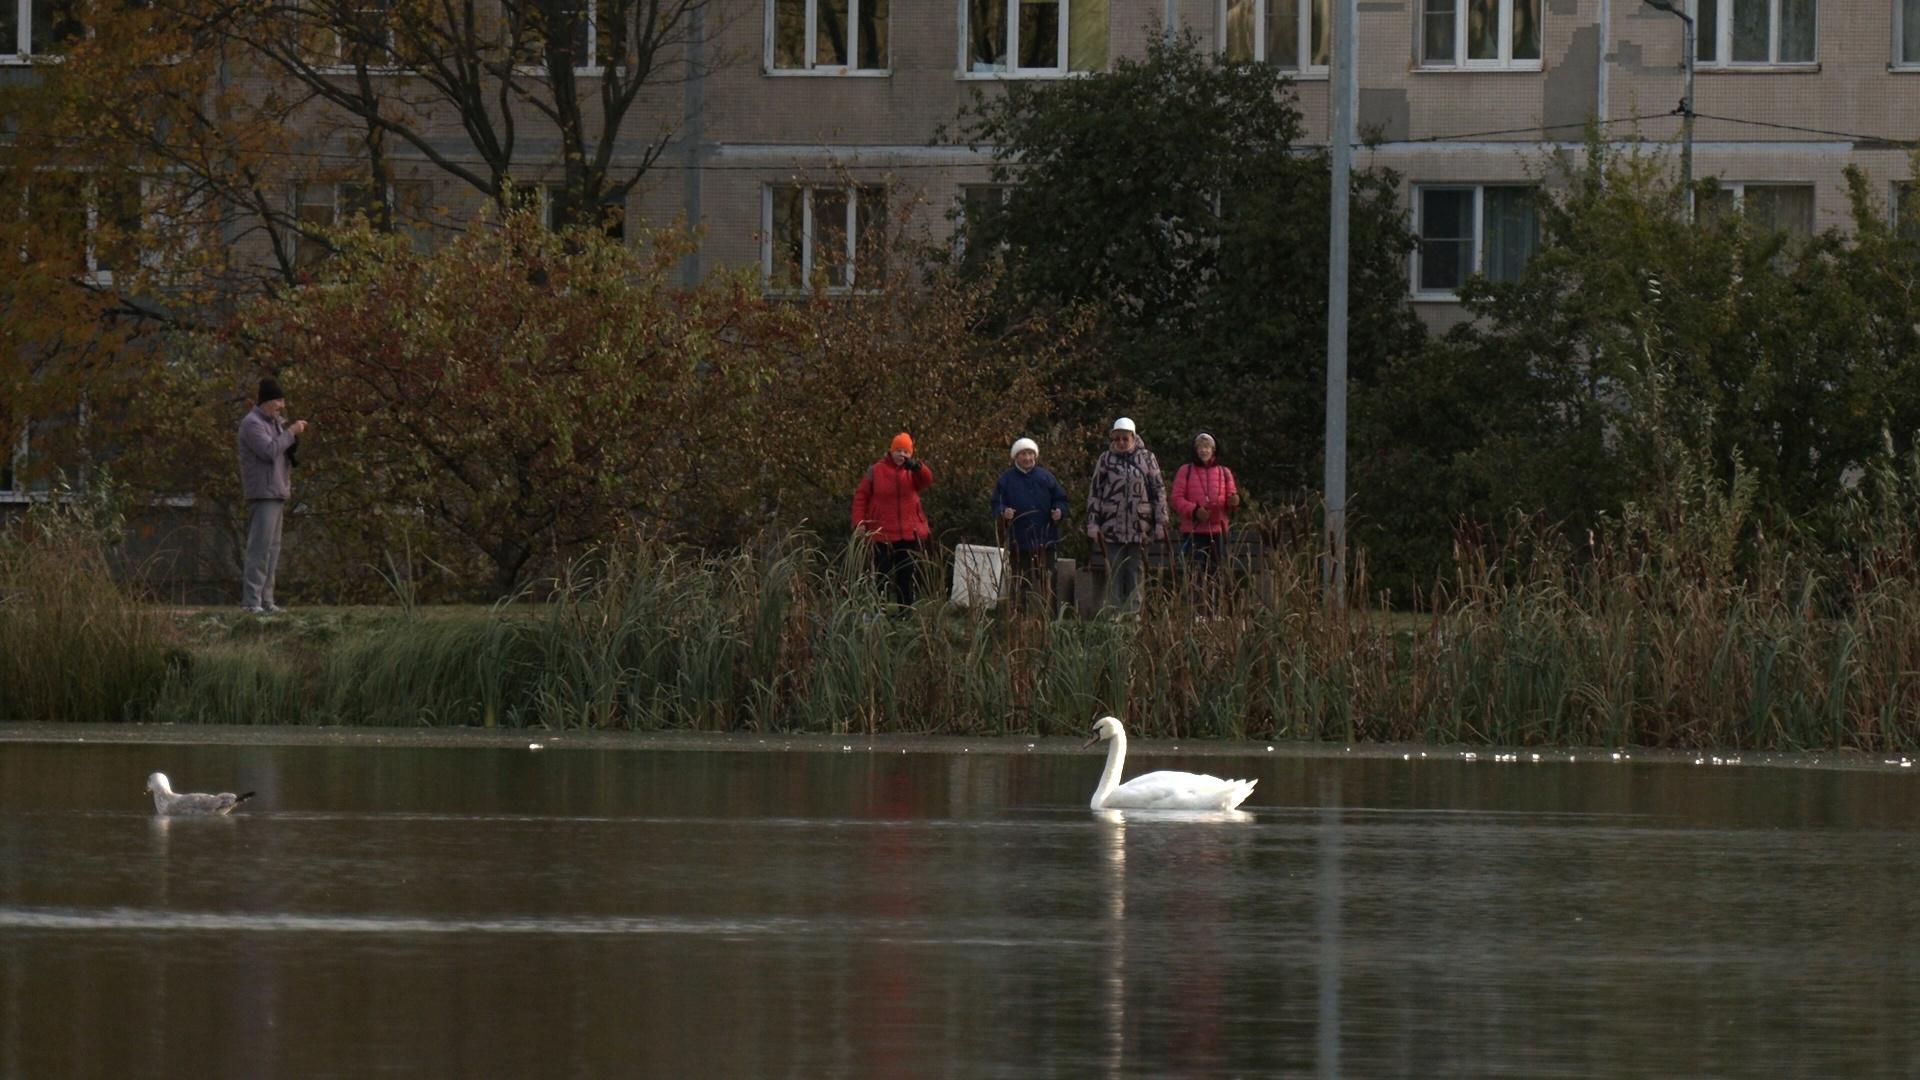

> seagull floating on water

[
  {"left": 145, "top": 772, "right": 254, "bottom": 816},
  {"left": 1084, "top": 716, "right": 1256, "bottom": 811}
]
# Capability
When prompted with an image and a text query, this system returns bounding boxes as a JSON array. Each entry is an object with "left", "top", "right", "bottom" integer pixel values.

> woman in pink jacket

[{"left": 1170, "top": 431, "right": 1239, "bottom": 584}]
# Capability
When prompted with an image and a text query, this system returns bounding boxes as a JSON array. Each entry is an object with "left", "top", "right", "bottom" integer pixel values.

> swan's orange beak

[{"left": 1081, "top": 732, "right": 1101, "bottom": 748}]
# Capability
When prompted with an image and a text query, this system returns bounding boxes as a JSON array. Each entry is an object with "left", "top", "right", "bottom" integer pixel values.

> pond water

[{"left": 3, "top": 739, "right": 1919, "bottom": 1078}]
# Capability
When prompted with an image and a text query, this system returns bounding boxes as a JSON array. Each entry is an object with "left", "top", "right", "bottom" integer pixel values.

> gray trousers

[
  {"left": 241, "top": 498, "right": 285, "bottom": 610},
  {"left": 1103, "top": 541, "right": 1144, "bottom": 614}
]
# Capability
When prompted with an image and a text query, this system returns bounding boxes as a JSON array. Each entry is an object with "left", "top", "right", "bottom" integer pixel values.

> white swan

[
  {"left": 1083, "top": 716, "right": 1256, "bottom": 811},
  {"left": 145, "top": 773, "right": 255, "bottom": 816}
]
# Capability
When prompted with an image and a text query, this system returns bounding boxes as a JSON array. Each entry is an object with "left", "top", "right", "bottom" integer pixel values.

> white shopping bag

[{"left": 950, "top": 544, "right": 1005, "bottom": 608}]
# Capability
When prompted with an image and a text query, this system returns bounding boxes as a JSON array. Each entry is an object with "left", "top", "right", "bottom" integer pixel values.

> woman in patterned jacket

[{"left": 1084, "top": 417, "right": 1167, "bottom": 615}]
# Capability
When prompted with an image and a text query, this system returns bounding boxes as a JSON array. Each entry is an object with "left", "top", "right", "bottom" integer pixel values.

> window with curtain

[
  {"left": 772, "top": 0, "right": 887, "bottom": 71},
  {"left": 965, "top": 0, "right": 1106, "bottom": 74},
  {"left": 764, "top": 184, "right": 887, "bottom": 292},
  {"left": 1693, "top": 0, "right": 1813, "bottom": 65},
  {"left": 1221, "top": 0, "right": 1327, "bottom": 71},
  {"left": 1420, "top": 0, "right": 1540, "bottom": 66},
  {"left": 1415, "top": 184, "right": 1540, "bottom": 294}
]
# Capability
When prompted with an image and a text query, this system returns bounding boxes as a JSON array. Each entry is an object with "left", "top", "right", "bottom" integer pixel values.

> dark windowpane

[
  {"left": 814, "top": 188, "right": 849, "bottom": 288},
  {"left": 1905, "top": 0, "right": 1920, "bottom": 65},
  {"left": 854, "top": 185, "right": 886, "bottom": 287},
  {"left": 26, "top": 175, "right": 88, "bottom": 271},
  {"left": 341, "top": 0, "right": 393, "bottom": 66},
  {"left": 1481, "top": 186, "right": 1537, "bottom": 283},
  {"left": 815, "top": 0, "right": 847, "bottom": 66},
  {"left": 958, "top": 185, "right": 1003, "bottom": 263},
  {"left": 1309, "top": 0, "right": 1328, "bottom": 64},
  {"left": 556, "top": 0, "right": 591, "bottom": 68},
  {"left": 774, "top": 0, "right": 805, "bottom": 66},
  {"left": 858, "top": 0, "right": 887, "bottom": 67},
  {"left": 1, "top": 2, "right": 17, "bottom": 54},
  {"left": 768, "top": 186, "right": 804, "bottom": 290},
  {"left": 1225, "top": 0, "right": 1256, "bottom": 63},
  {"left": 1016, "top": 0, "right": 1058, "bottom": 67},
  {"left": 969, "top": 0, "right": 1006, "bottom": 70},
  {"left": 1778, "top": 0, "right": 1813, "bottom": 62},
  {"left": 1466, "top": 0, "right": 1497, "bottom": 59},
  {"left": 294, "top": 184, "right": 336, "bottom": 271},
  {"left": 1744, "top": 184, "right": 1814, "bottom": 237},
  {"left": 595, "top": 0, "right": 626, "bottom": 67},
  {"left": 1731, "top": 0, "right": 1767, "bottom": 61},
  {"left": 1510, "top": 0, "right": 1539, "bottom": 60},
  {"left": 1697, "top": 0, "right": 1717, "bottom": 61},
  {"left": 1423, "top": 0, "right": 1455, "bottom": 62},
  {"left": 29, "top": 0, "right": 82, "bottom": 53},
  {"left": 1896, "top": 181, "right": 1920, "bottom": 240},
  {"left": 91, "top": 177, "right": 142, "bottom": 275},
  {"left": 1418, "top": 188, "right": 1474, "bottom": 292}
]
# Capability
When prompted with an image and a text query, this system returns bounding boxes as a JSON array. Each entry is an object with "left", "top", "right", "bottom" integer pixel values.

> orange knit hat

[{"left": 890, "top": 432, "right": 913, "bottom": 454}]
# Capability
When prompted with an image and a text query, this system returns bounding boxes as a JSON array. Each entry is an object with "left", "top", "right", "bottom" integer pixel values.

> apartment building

[
  {"left": 584, "top": 0, "right": 1911, "bottom": 313},
  {"left": 4, "top": 0, "right": 1910, "bottom": 302}
]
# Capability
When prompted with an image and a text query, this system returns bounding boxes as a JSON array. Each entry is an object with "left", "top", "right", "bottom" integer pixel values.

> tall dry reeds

[
  {"left": 0, "top": 517, "right": 172, "bottom": 722},
  {"left": 135, "top": 517, "right": 1920, "bottom": 750}
]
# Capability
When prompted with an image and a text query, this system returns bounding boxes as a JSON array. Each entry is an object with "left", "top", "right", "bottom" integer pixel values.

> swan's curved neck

[{"left": 1091, "top": 729, "right": 1128, "bottom": 809}]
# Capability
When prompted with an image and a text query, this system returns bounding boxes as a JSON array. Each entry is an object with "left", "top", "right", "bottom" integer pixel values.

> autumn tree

[
  {"left": 950, "top": 34, "right": 1425, "bottom": 501},
  {"left": 241, "top": 209, "right": 790, "bottom": 595}
]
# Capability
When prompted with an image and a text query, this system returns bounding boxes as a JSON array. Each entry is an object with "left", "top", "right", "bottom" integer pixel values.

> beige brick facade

[{"left": 624, "top": 0, "right": 1920, "bottom": 302}]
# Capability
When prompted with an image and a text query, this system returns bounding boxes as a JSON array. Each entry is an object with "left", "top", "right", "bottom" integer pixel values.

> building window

[
  {"left": 954, "top": 184, "right": 1008, "bottom": 263},
  {"left": 1895, "top": 181, "right": 1920, "bottom": 239},
  {"left": 2, "top": 0, "right": 83, "bottom": 59},
  {"left": 16, "top": 173, "right": 140, "bottom": 282},
  {"left": 543, "top": 184, "right": 626, "bottom": 239},
  {"left": 1222, "top": 0, "right": 1327, "bottom": 72},
  {"left": 1420, "top": 0, "right": 1541, "bottom": 68},
  {"left": 1413, "top": 184, "right": 1538, "bottom": 295},
  {"left": 764, "top": 183, "right": 886, "bottom": 292},
  {"left": 551, "top": 0, "right": 625, "bottom": 70},
  {"left": 770, "top": 0, "right": 887, "bottom": 71},
  {"left": 1692, "top": 0, "right": 1814, "bottom": 65},
  {"left": 1902, "top": 0, "right": 1920, "bottom": 67},
  {"left": 964, "top": 0, "right": 1107, "bottom": 75},
  {"left": 293, "top": 184, "right": 338, "bottom": 271},
  {"left": 1700, "top": 182, "right": 1815, "bottom": 236}
]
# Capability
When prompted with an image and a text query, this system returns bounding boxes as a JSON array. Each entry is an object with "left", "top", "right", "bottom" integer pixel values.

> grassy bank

[{"left": 7, "top": 525, "right": 1920, "bottom": 751}]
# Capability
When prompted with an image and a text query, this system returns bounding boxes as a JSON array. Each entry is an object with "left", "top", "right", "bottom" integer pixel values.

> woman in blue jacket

[{"left": 991, "top": 437, "right": 1071, "bottom": 613}]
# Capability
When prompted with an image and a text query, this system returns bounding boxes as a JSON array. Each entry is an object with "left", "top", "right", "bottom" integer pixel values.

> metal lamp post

[
  {"left": 1323, "top": 0, "right": 1356, "bottom": 606},
  {"left": 1643, "top": 0, "right": 1695, "bottom": 189}
]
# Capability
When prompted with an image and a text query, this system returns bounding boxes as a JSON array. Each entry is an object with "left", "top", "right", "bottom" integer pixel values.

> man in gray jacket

[{"left": 236, "top": 377, "right": 308, "bottom": 613}]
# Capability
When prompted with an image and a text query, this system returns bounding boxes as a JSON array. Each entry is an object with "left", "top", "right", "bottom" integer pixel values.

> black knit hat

[{"left": 258, "top": 377, "right": 285, "bottom": 404}]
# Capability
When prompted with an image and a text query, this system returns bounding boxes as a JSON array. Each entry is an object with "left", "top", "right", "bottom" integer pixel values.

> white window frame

[
  {"left": 959, "top": 0, "right": 1072, "bottom": 78},
  {"left": 762, "top": 183, "right": 883, "bottom": 293},
  {"left": 1704, "top": 180, "right": 1816, "bottom": 235},
  {"left": 2, "top": 0, "right": 81, "bottom": 62},
  {"left": 1218, "top": 0, "right": 1328, "bottom": 77},
  {"left": 9, "top": 170, "right": 138, "bottom": 285},
  {"left": 1418, "top": 0, "right": 1543, "bottom": 71},
  {"left": 1690, "top": 0, "right": 1817, "bottom": 68},
  {"left": 1410, "top": 183, "right": 1538, "bottom": 299},
  {"left": 1898, "top": 0, "right": 1920, "bottom": 68},
  {"left": 765, "top": 0, "right": 890, "bottom": 74}
]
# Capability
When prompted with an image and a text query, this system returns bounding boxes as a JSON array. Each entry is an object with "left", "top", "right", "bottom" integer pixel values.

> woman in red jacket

[
  {"left": 1170, "top": 431, "right": 1240, "bottom": 588},
  {"left": 852, "top": 432, "right": 935, "bottom": 606}
]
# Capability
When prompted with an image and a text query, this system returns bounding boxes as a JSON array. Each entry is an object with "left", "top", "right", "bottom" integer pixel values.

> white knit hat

[
  {"left": 1010, "top": 437, "right": 1039, "bottom": 460},
  {"left": 1111, "top": 417, "right": 1136, "bottom": 434}
]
